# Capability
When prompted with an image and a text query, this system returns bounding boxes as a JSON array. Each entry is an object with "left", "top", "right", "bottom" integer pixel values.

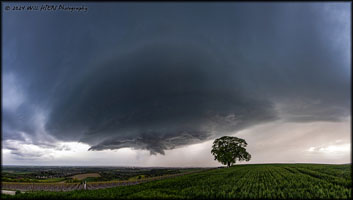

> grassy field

[
  {"left": 2, "top": 163, "right": 351, "bottom": 200},
  {"left": 37, "top": 178, "right": 66, "bottom": 183},
  {"left": 70, "top": 173, "right": 101, "bottom": 180}
]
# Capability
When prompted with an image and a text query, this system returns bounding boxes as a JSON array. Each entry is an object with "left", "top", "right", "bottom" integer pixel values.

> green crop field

[{"left": 2, "top": 164, "right": 351, "bottom": 200}]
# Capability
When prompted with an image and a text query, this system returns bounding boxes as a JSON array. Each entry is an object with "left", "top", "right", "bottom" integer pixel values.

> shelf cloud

[
  {"left": 2, "top": 3, "right": 350, "bottom": 156},
  {"left": 45, "top": 44, "right": 278, "bottom": 154}
]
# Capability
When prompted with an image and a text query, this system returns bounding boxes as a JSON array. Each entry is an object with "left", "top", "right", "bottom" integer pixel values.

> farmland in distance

[{"left": 2, "top": 163, "right": 351, "bottom": 199}]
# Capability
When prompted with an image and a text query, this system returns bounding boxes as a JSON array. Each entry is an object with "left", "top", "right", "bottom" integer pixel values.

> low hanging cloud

[
  {"left": 3, "top": 3, "right": 350, "bottom": 156},
  {"left": 45, "top": 43, "right": 278, "bottom": 154}
]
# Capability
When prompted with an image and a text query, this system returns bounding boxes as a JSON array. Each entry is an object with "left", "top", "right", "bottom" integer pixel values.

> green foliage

[
  {"left": 2, "top": 164, "right": 351, "bottom": 200},
  {"left": 65, "top": 178, "right": 81, "bottom": 183},
  {"left": 83, "top": 177, "right": 101, "bottom": 182},
  {"left": 37, "top": 178, "right": 66, "bottom": 183},
  {"left": 211, "top": 136, "right": 251, "bottom": 167}
]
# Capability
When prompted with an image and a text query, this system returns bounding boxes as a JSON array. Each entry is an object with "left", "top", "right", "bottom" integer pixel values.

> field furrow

[{"left": 2, "top": 164, "right": 351, "bottom": 200}]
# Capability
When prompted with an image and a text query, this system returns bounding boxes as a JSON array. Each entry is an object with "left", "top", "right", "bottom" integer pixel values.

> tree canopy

[{"left": 211, "top": 136, "right": 251, "bottom": 167}]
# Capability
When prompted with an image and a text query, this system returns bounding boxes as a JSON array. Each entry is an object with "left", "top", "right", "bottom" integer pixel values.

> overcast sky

[{"left": 2, "top": 2, "right": 351, "bottom": 167}]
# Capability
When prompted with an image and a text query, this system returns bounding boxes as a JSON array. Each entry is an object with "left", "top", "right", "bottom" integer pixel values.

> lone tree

[{"left": 211, "top": 136, "right": 251, "bottom": 167}]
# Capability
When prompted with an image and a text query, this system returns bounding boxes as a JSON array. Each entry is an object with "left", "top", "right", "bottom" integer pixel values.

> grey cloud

[
  {"left": 10, "top": 151, "right": 46, "bottom": 159},
  {"left": 2, "top": 106, "right": 38, "bottom": 142},
  {"left": 45, "top": 43, "right": 278, "bottom": 154},
  {"left": 2, "top": 141, "right": 46, "bottom": 159},
  {"left": 2, "top": 3, "right": 350, "bottom": 155},
  {"left": 90, "top": 130, "right": 211, "bottom": 155},
  {"left": 2, "top": 104, "right": 57, "bottom": 148}
]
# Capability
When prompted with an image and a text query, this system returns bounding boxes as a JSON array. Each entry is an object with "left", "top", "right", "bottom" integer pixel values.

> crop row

[
  {"left": 2, "top": 169, "right": 205, "bottom": 192},
  {"left": 2, "top": 182, "right": 82, "bottom": 192},
  {"left": 2, "top": 164, "right": 351, "bottom": 199}
]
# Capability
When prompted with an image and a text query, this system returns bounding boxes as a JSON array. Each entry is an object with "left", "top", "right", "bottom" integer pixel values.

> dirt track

[{"left": 1, "top": 190, "right": 17, "bottom": 195}]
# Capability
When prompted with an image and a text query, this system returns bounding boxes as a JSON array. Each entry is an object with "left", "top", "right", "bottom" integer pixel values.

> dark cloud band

[
  {"left": 45, "top": 43, "right": 278, "bottom": 154},
  {"left": 3, "top": 3, "right": 350, "bottom": 155}
]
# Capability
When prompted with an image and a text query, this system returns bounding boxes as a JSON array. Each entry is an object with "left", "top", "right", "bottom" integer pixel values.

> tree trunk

[{"left": 227, "top": 162, "right": 230, "bottom": 167}]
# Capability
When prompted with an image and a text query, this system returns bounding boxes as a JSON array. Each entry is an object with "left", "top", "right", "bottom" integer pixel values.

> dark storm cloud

[
  {"left": 3, "top": 143, "right": 46, "bottom": 159},
  {"left": 2, "top": 3, "right": 350, "bottom": 154},
  {"left": 45, "top": 43, "right": 278, "bottom": 154}
]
